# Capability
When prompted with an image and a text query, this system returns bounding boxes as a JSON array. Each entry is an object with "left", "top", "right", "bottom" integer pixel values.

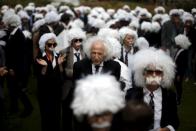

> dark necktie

[
  {"left": 149, "top": 92, "right": 154, "bottom": 129},
  {"left": 149, "top": 92, "right": 154, "bottom": 111},
  {"left": 125, "top": 51, "right": 129, "bottom": 66},
  {"left": 74, "top": 53, "right": 80, "bottom": 62},
  {"left": 95, "top": 65, "right": 100, "bottom": 74}
]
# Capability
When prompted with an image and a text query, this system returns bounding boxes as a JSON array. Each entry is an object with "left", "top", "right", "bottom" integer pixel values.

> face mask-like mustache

[
  {"left": 49, "top": 47, "right": 55, "bottom": 52},
  {"left": 91, "top": 121, "right": 111, "bottom": 129},
  {"left": 145, "top": 76, "right": 162, "bottom": 85}
]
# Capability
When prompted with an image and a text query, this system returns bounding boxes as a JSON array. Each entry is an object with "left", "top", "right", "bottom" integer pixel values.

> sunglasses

[
  {"left": 72, "top": 38, "right": 83, "bottom": 43},
  {"left": 47, "top": 42, "right": 57, "bottom": 48},
  {"left": 145, "top": 69, "right": 163, "bottom": 76}
]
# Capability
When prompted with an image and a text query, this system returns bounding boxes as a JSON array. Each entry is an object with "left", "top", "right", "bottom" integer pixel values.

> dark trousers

[
  {"left": 38, "top": 91, "right": 61, "bottom": 131},
  {"left": 174, "top": 75, "right": 183, "bottom": 104},
  {"left": 7, "top": 75, "right": 32, "bottom": 113}
]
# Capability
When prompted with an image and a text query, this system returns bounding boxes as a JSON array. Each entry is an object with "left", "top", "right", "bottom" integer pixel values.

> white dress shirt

[
  {"left": 92, "top": 62, "right": 103, "bottom": 74},
  {"left": 143, "top": 87, "right": 175, "bottom": 131},
  {"left": 73, "top": 48, "right": 81, "bottom": 63}
]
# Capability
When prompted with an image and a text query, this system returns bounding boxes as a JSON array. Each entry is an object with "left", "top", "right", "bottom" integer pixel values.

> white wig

[
  {"left": 174, "top": 34, "right": 191, "bottom": 50},
  {"left": 151, "top": 22, "right": 161, "bottom": 33},
  {"left": 161, "top": 14, "right": 170, "bottom": 25},
  {"left": 152, "top": 14, "right": 163, "bottom": 22},
  {"left": 69, "top": 19, "right": 84, "bottom": 29},
  {"left": 141, "top": 21, "right": 152, "bottom": 32},
  {"left": 34, "top": 13, "right": 44, "bottom": 21},
  {"left": 154, "top": 6, "right": 165, "bottom": 14},
  {"left": 135, "top": 37, "right": 149, "bottom": 50},
  {"left": 105, "top": 37, "right": 121, "bottom": 58},
  {"left": 39, "top": 33, "right": 57, "bottom": 51},
  {"left": 83, "top": 36, "right": 113, "bottom": 61},
  {"left": 191, "top": 8, "right": 196, "bottom": 14},
  {"left": 169, "top": 9, "right": 180, "bottom": 16},
  {"left": 182, "top": 13, "right": 194, "bottom": 24},
  {"left": 3, "top": 14, "right": 21, "bottom": 27},
  {"left": 44, "top": 11, "right": 60, "bottom": 24},
  {"left": 17, "top": 10, "right": 30, "bottom": 19},
  {"left": 129, "top": 20, "right": 140, "bottom": 31},
  {"left": 132, "top": 48, "right": 175, "bottom": 88},
  {"left": 98, "top": 28, "right": 120, "bottom": 41},
  {"left": 119, "top": 27, "right": 138, "bottom": 42},
  {"left": 15, "top": 4, "right": 23, "bottom": 11},
  {"left": 71, "top": 74, "right": 125, "bottom": 117},
  {"left": 32, "top": 19, "right": 45, "bottom": 32},
  {"left": 67, "top": 28, "right": 86, "bottom": 43}
]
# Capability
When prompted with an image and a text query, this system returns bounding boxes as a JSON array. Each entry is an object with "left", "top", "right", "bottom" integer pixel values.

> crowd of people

[{"left": 0, "top": 2, "right": 196, "bottom": 131}]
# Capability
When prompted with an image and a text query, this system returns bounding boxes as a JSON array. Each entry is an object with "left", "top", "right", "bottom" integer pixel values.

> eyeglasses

[
  {"left": 145, "top": 69, "right": 163, "bottom": 76},
  {"left": 46, "top": 42, "right": 57, "bottom": 48},
  {"left": 72, "top": 38, "right": 83, "bottom": 43}
]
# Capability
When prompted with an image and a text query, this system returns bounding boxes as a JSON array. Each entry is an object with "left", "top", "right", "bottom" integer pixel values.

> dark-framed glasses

[
  {"left": 73, "top": 38, "right": 83, "bottom": 43},
  {"left": 46, "top": 42, "right": 57, "bottom": 48},
  {"left": 145, "top": 69, "right": 163, "bottom": 76}
]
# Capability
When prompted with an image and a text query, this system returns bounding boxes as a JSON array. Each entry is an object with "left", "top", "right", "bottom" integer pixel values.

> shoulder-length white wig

[
  {"left": 83, "top": 36, "right": 113, "bottom": 61},
  {"left": 39, "top": 33, "right": 57, "bottom": 52},
  {"left": 132, "top": 48, "right": 175, "bottom": 88},
  {"left": 71, "top": 74, "right": 125, "bottom": 117}
]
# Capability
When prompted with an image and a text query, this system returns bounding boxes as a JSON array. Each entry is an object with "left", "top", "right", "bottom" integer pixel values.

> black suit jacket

[
  {"left": 73, "top": 58, "right": 121, "bottom": 81},
  {"left": 175, "top": 49, "right": 188, "bottom": 77},
  {"left": 125, "top": 87, "right": 179, "bottom": 129}
]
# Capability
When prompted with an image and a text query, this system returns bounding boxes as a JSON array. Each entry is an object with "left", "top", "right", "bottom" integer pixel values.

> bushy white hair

[
  {"left": 105, "top": 37, "right": 121, "bottom": 58},
  {"left": 39, "top": 33, "right": 57, "bottom": 51},
  {"left": 154, "top": 6, "right": 165, "bottom": 14},
  {"left": 32, "top": 19, "right": 45, "bottom": 32},
  {"left": 129, "top": 20, "right": 140, "bottom": 31},
  {"left": 141, "top": 21, "right": 152, "bottom": 32},
  {"left": 169, "top": 9, "right": 180, "bottom": 16},
  {"left": 83, "top": 36, "right": 113, "bottom": 61},
  {"left": 71, "top": 74, "right": 125, "bottom": 117},
  {"left": 132, "top": 48, "right": 175, "bottom": 88},
  {"left": 119, "top": 27, "right": 138, "bottom": 42},
  {"left": 174, "top": 34, "right": 191, "bottom": 49},
  {"left": 151, "top": 22, "right": 161, "bottom": 33},
  {"left": 67, "top": 27, "right": 86, "bottom": 43},
  {"left": 182, "top": 13, "right": 194, "bottom": 24},
  {"left": 3, "top": 13, "right": 21, "bottom": 27},
  {"left": 135, "top": 37, "right": 149, "bottom": 50},
  {"left": 17, "top": 10, "right": 30, "bottom": 19},
  {"left": 44, "top": 11, "right": 60, "bottom": 24},
  {"left": 98, "top": 28, "right": 120, "bottom": 41},
  {"left": 69, "top": 19, "right": 84, "bottom": 29}
]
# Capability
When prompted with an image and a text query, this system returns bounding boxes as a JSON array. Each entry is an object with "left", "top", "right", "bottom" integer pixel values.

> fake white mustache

[
  {"left": 91, "top": 121, "right": 111, "bottom": 129},
  {"left": 145, "top": 76, "right": 162, "bottom": 85}
]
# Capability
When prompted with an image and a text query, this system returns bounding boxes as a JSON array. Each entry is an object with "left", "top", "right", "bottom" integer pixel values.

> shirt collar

[
  {"left": 10, "top": 27, "right": 19, "bottom": 35},
  {"left": 93, "top": 62, "right": 104, "bottom": 67},
  {"left": 143, "top": 86, "right": 161, "bottom": 96},
  {"left": 42, "top": 51, "right": 58, "bottom": 57}
]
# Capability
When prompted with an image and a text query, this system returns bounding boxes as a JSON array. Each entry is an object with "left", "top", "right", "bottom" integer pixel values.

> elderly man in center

[{"left": 73, "top": 36, "right": 121, "bottom": 81}]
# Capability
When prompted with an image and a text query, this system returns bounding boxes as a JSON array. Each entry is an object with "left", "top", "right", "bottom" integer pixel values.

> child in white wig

[
  {"left": 174, "top": 34, "right": 191, "bottom": 105},
  {"left": 71, "top": 74, "right": 125, "bottom": 131},
  {"left": 126, "top": 48, "right": 179, "bottom": 131}
]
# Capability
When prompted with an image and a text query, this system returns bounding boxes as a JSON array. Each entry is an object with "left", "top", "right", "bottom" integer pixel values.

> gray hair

[{"left": 83, "top": 36, "right": 113, "bottom": 61}]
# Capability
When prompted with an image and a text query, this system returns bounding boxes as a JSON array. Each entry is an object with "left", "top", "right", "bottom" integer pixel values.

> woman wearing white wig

[
  {"left": 71, "top": 74, "right": 125, "bottom": 131},
  {"left": 119, "top": 27, "right": 138, "bottom": 66},
  {"left": 126, "top": 48, "right": 179, "bottom": 131},
  {"left": 35, "top": 33, "right": 65, "bottom": 131}
]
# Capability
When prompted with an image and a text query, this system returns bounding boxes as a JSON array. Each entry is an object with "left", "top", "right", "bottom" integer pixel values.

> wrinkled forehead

[{"left": 144, "top": 64, "right": 163, "bottom": 71}]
